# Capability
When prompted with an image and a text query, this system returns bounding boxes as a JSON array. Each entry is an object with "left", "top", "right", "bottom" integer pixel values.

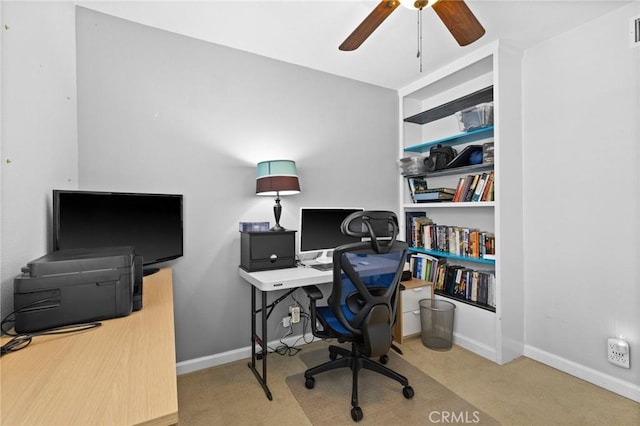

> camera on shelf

[{"left": 425, "top": 144, "right": 457, "bottom": 172}]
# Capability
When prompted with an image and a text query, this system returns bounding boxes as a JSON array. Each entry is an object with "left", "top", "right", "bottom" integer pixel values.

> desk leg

[{"left": 247, "top": 285, "right": 273, "bottom": 401}]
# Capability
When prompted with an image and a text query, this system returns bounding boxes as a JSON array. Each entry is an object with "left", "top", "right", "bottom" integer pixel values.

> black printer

[{"left": 13, "top": 246, "right": 143, "bottom": 333}]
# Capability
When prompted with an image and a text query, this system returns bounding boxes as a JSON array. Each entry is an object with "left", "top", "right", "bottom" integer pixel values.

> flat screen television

[
  {"left": 53, "top": 190, "right": 183, "bottom": 274},
  {"left": 298, "top": 207, "right": 363, "bottom": 264}
]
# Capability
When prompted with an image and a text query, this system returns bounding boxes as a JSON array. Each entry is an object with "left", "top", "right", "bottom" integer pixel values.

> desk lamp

[{"left": 256, "top": 160, "right": 300, "bottom": 232}]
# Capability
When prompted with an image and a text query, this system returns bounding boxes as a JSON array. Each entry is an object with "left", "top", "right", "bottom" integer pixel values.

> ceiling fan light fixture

[{"left": 400, "top": 0, "right": 437, "bottom": 10}]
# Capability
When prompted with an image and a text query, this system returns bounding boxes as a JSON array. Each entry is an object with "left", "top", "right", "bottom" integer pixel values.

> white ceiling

[{"left": 78, "top": 0, "right": 633, "bottom": 89}]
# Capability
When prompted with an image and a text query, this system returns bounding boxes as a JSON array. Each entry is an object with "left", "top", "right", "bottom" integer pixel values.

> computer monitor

[
  {"left": 298, "top": 207, "right": 363, "bottom": 264},
  {"left": 53, "top": 190, "right": 183, "bottom": 275}
]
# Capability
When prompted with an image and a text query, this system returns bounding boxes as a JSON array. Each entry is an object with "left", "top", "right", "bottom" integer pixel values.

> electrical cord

[
  {"left": 265, "top": 292, "right": 313, "bottom": 357},
  {"left": 1, "top": 322, "right": 102, "bottom": 356},
  {"left": 273, "top": 321, "right": 302, "bottom": 356},
  {"left": 1, "top": 298, "right": 57, "bottom": 336},
  {"left": 1, "top": 299, "right": 102, "bottom": 356}
]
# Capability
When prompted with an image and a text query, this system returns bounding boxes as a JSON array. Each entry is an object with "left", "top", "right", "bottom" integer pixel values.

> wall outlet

[
  {"left": 282, "top": 316, "right": 291, "bottom": 328},
  {"left": 290, "top": 306, "right": 301, "bottom": 324},
  {"left": 607, "top": 338, "right": 630, "bottom": 368}
]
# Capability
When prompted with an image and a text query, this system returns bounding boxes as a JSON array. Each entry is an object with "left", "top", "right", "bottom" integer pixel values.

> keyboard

[{"left": 310, "top": 263, "right": 333, "bottom": 271}]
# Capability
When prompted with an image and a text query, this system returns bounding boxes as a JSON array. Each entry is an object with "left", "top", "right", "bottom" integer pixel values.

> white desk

[
  {"left": 238, "top": 264, "right": 332, "bottom": 291},
  {"left": 238, "top": 265, "right": 332, "bottom": 400}
]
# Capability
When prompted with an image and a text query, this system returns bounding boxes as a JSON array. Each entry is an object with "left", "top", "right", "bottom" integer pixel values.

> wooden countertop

[{"left": 1, "top": 267, "right": 178, "bottom": 425}]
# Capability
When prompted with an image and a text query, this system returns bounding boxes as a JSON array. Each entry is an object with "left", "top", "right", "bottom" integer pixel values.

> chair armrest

[
  {"left": 302, "top": 285, "right": 323, "bottom": 301},
  {"left": 302, "top": 285, "right": 331, "bottom": 338}
]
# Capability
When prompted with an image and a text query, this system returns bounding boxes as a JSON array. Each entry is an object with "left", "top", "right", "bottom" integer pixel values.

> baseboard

[
  {"left": 176, "top": 332, "right": 319, "bottom": 376},
  {"left": 453, "top": 332, "right": 498, "bottom": 363},
  {"left": 525, "top": 344, "right": 640, "bottom": 403}
]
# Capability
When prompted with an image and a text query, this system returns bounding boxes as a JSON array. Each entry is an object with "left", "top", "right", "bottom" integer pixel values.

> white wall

[
  {"left": 523, "top": 3, "right": 640, "bottom": 400},
  {"left": 0, "top": 1, "right": 78, "bottom": 318},
  {"left": 75, "top": 7, "right": 399, "bottom": 363}
]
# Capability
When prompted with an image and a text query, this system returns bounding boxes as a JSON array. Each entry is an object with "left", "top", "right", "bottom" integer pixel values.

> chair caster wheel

[
  {"left": 379, "top": 354, "right": 389, "bottom": 364},
  {"left": 403, "top": 385, "right": 415, "bottom": 399},
  {"left": 304, "top": 377, "right": 315, "bottom": 389},
  {"left": 351, "top": 406, "right": 363, "bottom": 422}
]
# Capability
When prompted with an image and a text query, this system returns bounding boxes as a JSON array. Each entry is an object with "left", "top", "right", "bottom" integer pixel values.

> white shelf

[
  {"left": 403, "top": 202, "right": 495, "bottom": 209},
  {"left": 397, "top": 41, "right": 524, "bottom": 366}
]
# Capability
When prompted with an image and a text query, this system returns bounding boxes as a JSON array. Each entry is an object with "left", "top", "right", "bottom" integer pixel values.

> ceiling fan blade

[
  {"left": 339, "top": 0, "right": 400, "bottom": 51},
  {"left": 432, "top": 0, "right": 485, "bottom": 46}
]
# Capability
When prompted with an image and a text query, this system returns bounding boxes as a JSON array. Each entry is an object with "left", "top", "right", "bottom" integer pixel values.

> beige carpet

[{"left": 286, "top": 347, "right": 500, "bottom": 425}]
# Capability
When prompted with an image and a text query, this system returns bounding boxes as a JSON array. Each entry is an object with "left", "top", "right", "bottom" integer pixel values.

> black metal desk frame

[{"left": 248, "top": 285, "right": 297, "bottom": 401}]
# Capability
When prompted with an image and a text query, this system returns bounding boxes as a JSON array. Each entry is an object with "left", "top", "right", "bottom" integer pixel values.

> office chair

[{"left": 302, "top": 211, "right": 414, "bottom": 422}]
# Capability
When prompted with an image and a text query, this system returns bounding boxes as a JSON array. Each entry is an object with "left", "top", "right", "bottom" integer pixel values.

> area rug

[{"left": 286, "top": 348, "right": 500, "bottom": 425}]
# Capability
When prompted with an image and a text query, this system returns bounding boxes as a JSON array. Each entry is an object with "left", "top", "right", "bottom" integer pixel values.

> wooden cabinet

[
  {"left": 397, "top": 41, "right": 524, "bottom": 365},
  {"left": 394, "top": 278, "right": 433, "bottom": 344}
]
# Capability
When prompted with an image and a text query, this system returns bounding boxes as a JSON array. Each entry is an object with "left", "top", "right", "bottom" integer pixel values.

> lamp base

[{"left": 271, "top": 196, "right": 286, "bottom": 232}]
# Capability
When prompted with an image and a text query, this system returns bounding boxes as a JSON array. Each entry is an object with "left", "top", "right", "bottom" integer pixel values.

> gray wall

[
  {"left": 75, "top": 7, "right": 399, "bottom": 362},
  {"left": 522, "top": 3, "right": 639, "bottom": 394},
  {"left": 1, "top": 2, "right": 79, "bottom": 319}
]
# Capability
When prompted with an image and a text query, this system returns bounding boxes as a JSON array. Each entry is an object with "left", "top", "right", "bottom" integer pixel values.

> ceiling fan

[{"left": 339, "top": 0, "right": 485, "bottom": 51}]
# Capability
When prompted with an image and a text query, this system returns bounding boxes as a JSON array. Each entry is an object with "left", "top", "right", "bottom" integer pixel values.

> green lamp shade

[{"left": 256, "top": 160, "right": 301, "bottom": 196}]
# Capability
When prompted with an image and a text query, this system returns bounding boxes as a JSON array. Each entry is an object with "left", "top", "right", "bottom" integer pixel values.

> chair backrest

[{"left": 328, "top": 211, "right": 408, "bottom": 357}]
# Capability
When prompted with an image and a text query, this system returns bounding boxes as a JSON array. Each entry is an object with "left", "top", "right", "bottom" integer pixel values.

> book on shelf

[
  {"left": 406, "top": 176, "right": 457, "bottom": 203},
  {"left": 481, "top": 171, "right": 495, "bottom": 201},
  {"left": 405, "top": 212, "right": 434, "bottom": 248},
  {"left": 409, "top": 252, "right": 439, "bottom": 282},
  {"left": 433, "top": 263, "right": 496, "bottom": 309},
  {"left": 453, "top": 177, "right": 466, "bottom": 202},
  {"left": 450, "top": 171, "right": 494, "bottom": 203},
  {"left": 406, "top": 177, "right": 428, "bottom": 197},
  {"left": 471, "top": 172, "right": 488, "bottom": 201},
  {"left": 413, "top": 192, "right": 455, "bottom": 202},
  {"left": 405, "top": 211, "right": 426, "bottom": 245},
  {"left": 423, "top": 187, "right": 457, "bottom": 195},
  {"left": 464, "top": 174, "right": 480, "bottom": 202},
  {"left": 456, "top": 175, "right": 473, "bottom": 202}
]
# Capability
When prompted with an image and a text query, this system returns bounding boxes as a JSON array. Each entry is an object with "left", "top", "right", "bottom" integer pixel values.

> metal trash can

[{"left": 420, "top": 299, "right": 455, "bottom": 351}]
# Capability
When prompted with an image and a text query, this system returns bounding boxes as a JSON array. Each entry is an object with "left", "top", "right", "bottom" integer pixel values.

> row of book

[
  {"left": 433, "top": 264, "right": 496, "bottom": 309},
  {"left": 452, "top": 171, "right": 494, "bottom": 202},
  {"left": 406, "top": 213, "right": 495, "bottom": 260},
  {"left": 408, "top": 252, "right": 440, "bottom": 282},
  {"left": 409, "top": 253, "right": 496, "bottom": 309}
]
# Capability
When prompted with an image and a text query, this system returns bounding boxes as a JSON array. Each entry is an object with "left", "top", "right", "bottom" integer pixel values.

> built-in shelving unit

[{"left": 398, "top": 41, "right": 524, "bottom": 365}]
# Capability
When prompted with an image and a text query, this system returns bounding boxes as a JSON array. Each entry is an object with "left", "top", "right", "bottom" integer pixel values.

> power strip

[{"left": 290, "top": 306, "right": 301, "bottom": 324}]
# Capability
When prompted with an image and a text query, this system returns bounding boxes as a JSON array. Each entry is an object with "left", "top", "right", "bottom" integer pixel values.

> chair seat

[{"left": 317, "top": 305, "right": 355, "bottom": 337}]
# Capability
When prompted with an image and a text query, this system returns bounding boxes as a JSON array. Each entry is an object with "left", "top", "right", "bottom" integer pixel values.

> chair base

[{"left": 303, "top": 343, "right": 414, "bottom": 422}]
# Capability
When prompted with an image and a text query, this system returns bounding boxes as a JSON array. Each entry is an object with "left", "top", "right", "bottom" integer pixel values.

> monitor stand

[{"left": 314, "top": 250, "right": 332, "bottom": 264}]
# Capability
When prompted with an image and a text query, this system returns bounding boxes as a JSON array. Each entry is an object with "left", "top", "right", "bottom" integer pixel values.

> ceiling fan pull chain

[{"left": 417, "top": 7, "right": 423, "bottom": 73}]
